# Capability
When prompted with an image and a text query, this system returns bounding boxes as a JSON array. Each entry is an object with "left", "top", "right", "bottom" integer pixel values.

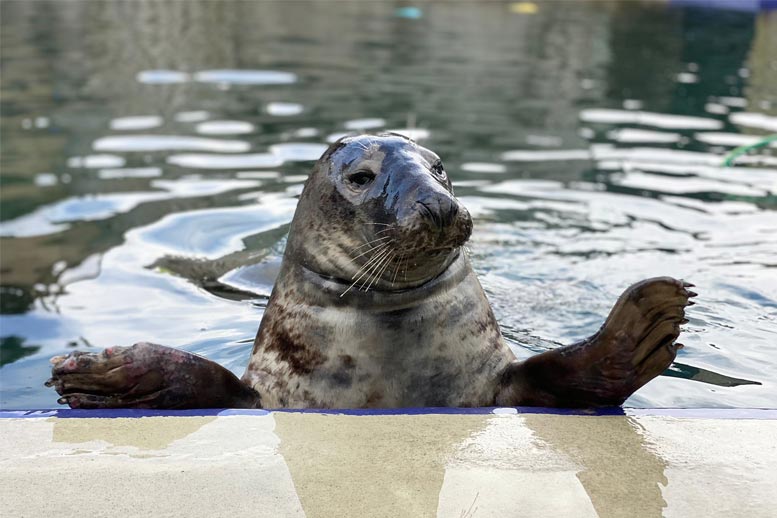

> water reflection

[
  {"left": 52, "top": 416, "right": 217, "bottom": 450},
  {"left": 5, "top": 411, "right": 776, "bottom": 517},
  {"left": 523, "top": 414, "right": 668, "bottom": 518},
  {"left": 1, "top": 0, "right": 776, "bottom": 408},
  {"left": 273, "top": 413, "right": 489, "bottom": 518},
  {"left": 272, "top": 412, "right": 674, "bottom": 518},
  {"left": 110, "top": 115, "right": 163, "bottom": 131},
  {"left": 93, "top": 135, "right": 251, "bottom": 152},
  {"left": 666, "top": 358, "right": 763, "bottom": 387},
  {"left": 2, "top": 414, "right": 306, "bottom": 516},
  {"left": 196, "top": 120, "right": 255, "bottom": 135},
  {"left": 192, "top": 69, "right": 297, "bottom": 85},
  {"left": 0, "top": 336, "right": 40, "bottom": 367},
  {"left": 580, "top": 108, "right": 724, "bottom": 129}
]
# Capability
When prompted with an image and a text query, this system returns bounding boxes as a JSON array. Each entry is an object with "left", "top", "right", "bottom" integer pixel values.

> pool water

[{"left": 1, "top": 1, "right": 775, "bottom": 409}]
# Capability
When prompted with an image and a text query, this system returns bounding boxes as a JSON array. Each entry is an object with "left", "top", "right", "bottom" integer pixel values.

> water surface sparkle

[{"left": 1, "top": 0, "right": 775, "bottom": 409}]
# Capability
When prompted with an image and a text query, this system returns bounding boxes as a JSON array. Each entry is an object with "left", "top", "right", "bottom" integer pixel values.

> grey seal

[{"left": 47, "top": 134, "right": 695, "bottom": 409}]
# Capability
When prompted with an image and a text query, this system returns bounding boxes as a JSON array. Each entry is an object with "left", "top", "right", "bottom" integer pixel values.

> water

[{"left": 1, "top": 1, "right": 775, "bottom": 409}]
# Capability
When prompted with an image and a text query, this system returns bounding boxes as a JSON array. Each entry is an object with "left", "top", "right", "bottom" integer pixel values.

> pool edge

[{"left": 1, "top": 407, "right": 776, "bottom": 419}]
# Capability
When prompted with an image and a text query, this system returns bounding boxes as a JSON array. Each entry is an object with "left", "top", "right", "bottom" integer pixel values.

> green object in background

[{"left": 722, "top": 133, "right": 777, "bottom": 166}]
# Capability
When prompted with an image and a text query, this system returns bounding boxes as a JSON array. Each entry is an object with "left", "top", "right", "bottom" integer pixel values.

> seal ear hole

[{"left": 347, "top": 170, "right": 376, "bottom": 187}]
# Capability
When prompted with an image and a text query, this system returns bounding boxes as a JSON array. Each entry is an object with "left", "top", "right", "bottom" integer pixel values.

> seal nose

[{"left": 417, "top": 194, "right": 459, "bottom": 231}]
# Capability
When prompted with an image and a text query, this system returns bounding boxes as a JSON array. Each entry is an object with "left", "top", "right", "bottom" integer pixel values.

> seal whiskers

[
  {"left": 364, "top": 222, "right": 392, "bottom": 227},
  {"left": 349, "top": 243, "right": 390, "bottom": 275},
  {"left": 340, "top": 244, "right": 393, "bottom": 297},
  {"left": 353, "top": 245, "right": 393, "bottom": 290},
  {"left": 364, "top": 251, "right": 396, "bottom": 292},
  {"left": 349, "top": 237, "right": 393, "bottom": 260},
  {"left": 391, "top": 253, "right": 405, "bottom": 287}
]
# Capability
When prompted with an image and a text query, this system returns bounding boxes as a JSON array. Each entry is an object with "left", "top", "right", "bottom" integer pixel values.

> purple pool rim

[{"left": 0, "top": 407, "right": 775, "bottom": 419}]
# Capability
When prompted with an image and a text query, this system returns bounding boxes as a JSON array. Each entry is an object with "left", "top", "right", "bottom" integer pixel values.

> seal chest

[{"left": 247, "top": 256, "right": 513, "bottom": 408}]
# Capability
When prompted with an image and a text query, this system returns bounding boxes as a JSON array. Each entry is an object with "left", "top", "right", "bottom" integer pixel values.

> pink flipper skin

[{"left": 47, "top": 342, "right": 261, "bottom": 409}]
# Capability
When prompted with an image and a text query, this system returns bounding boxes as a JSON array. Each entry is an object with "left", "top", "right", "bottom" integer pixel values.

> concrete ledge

[{"left": 1, "top": 409, "right": 776, "bottom": 517}]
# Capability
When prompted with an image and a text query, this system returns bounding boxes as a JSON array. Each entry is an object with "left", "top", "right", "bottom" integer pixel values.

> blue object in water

[
  {"left": 395, "top": 6, "right": 423, "bottom": 19},
  {"left": 670, "top": 0, "right": 777, "bottom": 11}
]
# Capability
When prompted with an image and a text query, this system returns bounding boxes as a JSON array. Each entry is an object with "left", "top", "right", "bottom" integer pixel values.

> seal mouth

[
  {"left": 296, "top": 249, "right": 471, "bottom": 313},
  {"left": 330, "top": 205, "right": 473, "bottom": 297},
  {"left": 310, "top": 247, "right": 465, "bottom": 299},
  {"left": 337, "top": 235, "right": 461, "bottom": 295}
]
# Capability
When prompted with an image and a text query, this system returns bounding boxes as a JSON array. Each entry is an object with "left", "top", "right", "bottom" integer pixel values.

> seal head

[{"left": 285, "top": 133, "right": 473, "bottom": 294}]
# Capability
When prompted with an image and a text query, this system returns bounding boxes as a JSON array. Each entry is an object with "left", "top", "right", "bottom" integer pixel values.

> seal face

[
  {"left": 245, "top": 134, "right": 513, "bottom": 408},
  {"left": 287, "top": 133, "right": 473, "bottom": 293}
]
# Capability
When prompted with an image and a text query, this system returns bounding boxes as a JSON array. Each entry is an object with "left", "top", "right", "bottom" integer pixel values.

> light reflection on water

[{"left": 0, "top": 0, "right": 775, "bottom": 409}]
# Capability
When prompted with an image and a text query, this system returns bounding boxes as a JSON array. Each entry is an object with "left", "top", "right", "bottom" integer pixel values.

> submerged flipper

[
  {"left": 47, "top": 342, "right": 261, "bottom": 409},
  {"left": 496, "top": 277, "right": 696, "bottom": 407}
]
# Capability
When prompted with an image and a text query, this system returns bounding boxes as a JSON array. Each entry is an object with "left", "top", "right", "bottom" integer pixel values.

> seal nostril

[{"left": 417, "top": 196, "right": 461, "bottom": 231}]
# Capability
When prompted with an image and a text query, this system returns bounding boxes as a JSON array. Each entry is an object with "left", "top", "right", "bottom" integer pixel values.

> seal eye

[
  {"left": 431, "top": 160, "right": 447, "bottom": 180},
  {"left": 347, "top": 170, "right": 375, "bottom": 187}
]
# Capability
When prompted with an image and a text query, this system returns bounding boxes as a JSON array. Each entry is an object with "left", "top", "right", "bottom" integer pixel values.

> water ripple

[
  {"left": 136, "top": 70, "right": 189, "bottom": 84},
  {"left": 67, "top": 154, "right": 125, "bottom": 168},
  {"left": 269, "top": 143, "right": 329, "bottom": 162},
  {"left": 136, "top": 69, "right": 298, "bottom": 86},
  {"left": 0, "top": 180, "right": 261, "bottom": 237},
  {"left": 94, "top": 135, "right": 250, "bottom": 153},
  {"left": 167, "top": 153, "right": 284, "bottom": 169},
  {"left": 579, "top": 109, "right": 724, "bottom": 130},
  {"left": 137, "top": 196, "right": 297, "bottom": 259},
  {"left": 266, "top": 102, "right": 304, "bottom": 116},
  {"left": 729, "top": 112, "right": 777, "bottom": 132},
  {"left": 109, "top": 115, "right": 163, "bottom": 131},
  {"left": 344, "top": 118, "right": 386, "bottom": 130},
  {"left": 196, "top": 121, "right": 255, "bottom": 135},
  {"left": 193, "top": 69, "right": 297, "bottom": 85},
  {"left": 2, "top": 1, "right": 776, "bottom": 409}
]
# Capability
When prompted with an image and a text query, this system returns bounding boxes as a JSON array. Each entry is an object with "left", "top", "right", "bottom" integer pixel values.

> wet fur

[
  {"left": 243, "top": 134, "right": 510, "bottom": 408},
  {"left": 245, "top": 254, "right": 513, "bottom": 408}
]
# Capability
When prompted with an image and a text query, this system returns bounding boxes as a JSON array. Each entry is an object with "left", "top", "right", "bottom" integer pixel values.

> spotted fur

[{"left": 243, "top": 134, "right": 515, "bottom": 408}]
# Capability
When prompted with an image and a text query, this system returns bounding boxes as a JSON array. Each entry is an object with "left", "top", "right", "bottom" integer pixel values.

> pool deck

[{"left": 1, "top": 408, "right": 775, "bottom": 518}]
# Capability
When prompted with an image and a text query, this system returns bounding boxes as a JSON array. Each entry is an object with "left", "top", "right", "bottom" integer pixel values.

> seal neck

[{"left": 291, "top": 251, "right": 473, "bottom": 312}]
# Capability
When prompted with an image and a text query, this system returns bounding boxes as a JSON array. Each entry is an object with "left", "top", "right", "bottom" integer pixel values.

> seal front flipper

[
  {"left": 496, "top": 277, "right": 696, "bottom": 408},
  {"left": 47, "top": 342, "right": 261, "bottom": 409}
]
